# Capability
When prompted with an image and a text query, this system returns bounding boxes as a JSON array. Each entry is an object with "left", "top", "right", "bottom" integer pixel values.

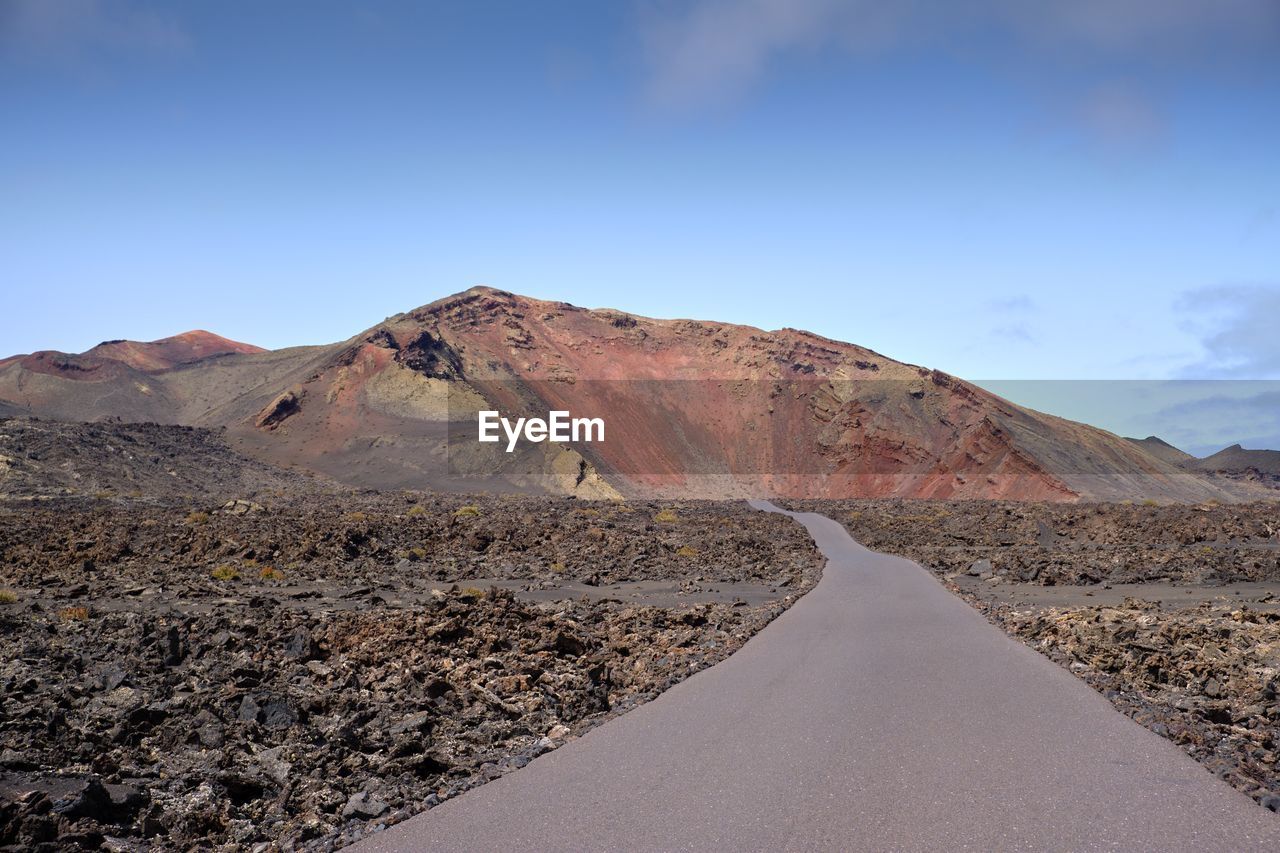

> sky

[{"left": 2, "top": 1, "right": 1278, "bottom": 450}]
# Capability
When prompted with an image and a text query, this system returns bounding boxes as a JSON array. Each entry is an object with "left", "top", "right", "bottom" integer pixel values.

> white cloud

[
  {"left": 998, "top": 0, "right": 1280, "bottom": 53},
  {"left": 637, "top": 0, "right": 1280, "bottom": 110},
  {"left": 1148, "top": 386, "right": 1280, "bottom": 454},
  {"left": 0, "top": 0, "right": 190, "bottom": 63},
  {"left": 1178, "top": 285, "right": 1280, "bottom": 379},
  {"left": 1075, "top": 81, "right": 1165, "bottom": 146},
  {"left": 639, "top": 0, "right": 860, "bottom": 109},
  {"left": 985, "top": 295, "right": 1036, "bottom": 313}
]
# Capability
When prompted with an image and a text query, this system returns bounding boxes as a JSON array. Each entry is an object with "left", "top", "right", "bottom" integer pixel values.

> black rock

[
  {"left": 389, "top": 710, "right": 433, "bottom": 736},
  {"left": 967, "top": 559, "right": 994, "bottom": 577},
  {"left": 342, "top": 791, "right": 389, "bottom": 820},
  {"left": 52, "top": 778, "right": 113, "bottom": 822},
  {"left": 237, "top": 694, "right": 261, "bottom": 722},
  {"left": 198, "top": 724, "right": 226, "bottom": 749},
  {"left": 284, "top": 629, "right": 320, "bottom": 661},
  {"left": 164, "top": 625, "right": 184, "bottom": 666},
  {"left": 105, "top": 781, "right": 150, "bottom": 819},
  {"left": 261, "top": 699, "right": 298, "bottom": 730}
]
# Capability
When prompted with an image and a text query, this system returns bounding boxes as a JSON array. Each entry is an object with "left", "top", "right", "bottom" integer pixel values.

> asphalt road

[{"left": 352, "top": 502, "right": 1280, "bottom": 851}]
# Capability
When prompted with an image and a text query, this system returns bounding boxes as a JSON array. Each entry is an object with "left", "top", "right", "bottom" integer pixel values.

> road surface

[{"left": 353, "top": 502, "right": 1280, "bottom": 851}]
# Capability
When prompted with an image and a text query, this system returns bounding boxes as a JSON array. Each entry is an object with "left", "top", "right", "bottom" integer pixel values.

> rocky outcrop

[
  {"left": 798, "top": 497, "right": 1280, "bottom": 810},
  {"left": 0, "top": 418, "right": 320, "bottom": 501},
  {"left": 786, "top": 498, "right": 1280, "bottom": 585},
  {"left": 0, "top": 494, "right": 822, "bottom": 850},
  {"left": 254, "top": 388, "right": 302, "bottom": 430},
  {"left": 975, "top": 597, "right": 1280, "bottom": 811}
]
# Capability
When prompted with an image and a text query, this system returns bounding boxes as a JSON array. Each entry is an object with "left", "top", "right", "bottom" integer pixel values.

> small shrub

[
  {"left": 551, "top": 561, "right": 566, "bottom": 573},
  {"left": 259, "top": 566, "right": 284, "bottom": 581},
  {"left": 409, "top": 546, "right": 428, "bottom": 560},
  {"left": 345, "top": 511, "right": 368, "bottom": 522},
  {"left": 211, "top": 565, "right": 240, "bottom": 581},
  {"left": 676, "top": 545, "right": 698, "bottom": 558},
  {"left": 1142, "top": 499, "right": 1159, "bottom": 507},
  {"left": 459, "top": 586, "right": 486, "bottom": 599},
  {"left": 184, "top": 510, "right": 209, "bottom": 524},
  {"left": 654, "top": 508, "right": 679, "bottom": 523},
  {"left": 0, "top": 589, "right": 17, "bottom": 604},
  {"left": 406, "top": 505, "right": 428, "bottom": 517},
  {"left": 58, "top": 606, "right": 89, "bottom": 621},
  {"left": 454, "top": 505, "right": 480, "bottom": 518}
]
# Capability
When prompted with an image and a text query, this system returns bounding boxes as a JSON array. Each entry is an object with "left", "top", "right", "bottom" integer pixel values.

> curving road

[{"left": 353, "top": 502, "right": 1280, "bottom": 851}]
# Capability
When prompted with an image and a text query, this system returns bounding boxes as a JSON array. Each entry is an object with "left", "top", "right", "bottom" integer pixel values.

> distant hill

[
  {"left": 1125, "top": 436, "right": 1195, "bottom": 466},
  {"left": 1188, "top": 444, "right": 1280, "bottom": 489},
  {"left": 0, "top": 287, "right": 1271, "bottom": 502},
  {"left": 1126, "top": 437, "right": 1280, "bottom": 492},
  {"left": 1192, "top": 444, "right": 1280, "bottom": 475},
  {"left": 84, "top": 330, "right": 265, "bottom": 371},
  {"left": 0, "top": 331, "right": 265, "bottom": 424}
]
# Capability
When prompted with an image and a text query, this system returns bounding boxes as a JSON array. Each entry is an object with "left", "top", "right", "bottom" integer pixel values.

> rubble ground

[
  {"left": 0, "top": 494, "right": 822, "bottom": 851},
  {"left": 787, "top": 498, "right": 1280, "bottom": 810}
]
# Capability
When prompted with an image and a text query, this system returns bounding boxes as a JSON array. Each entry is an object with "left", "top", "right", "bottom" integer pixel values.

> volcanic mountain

[
  {"left": 0, "top": 331, "right": 264, "bottom": 423},
  {"left": 1125, "top": 436, "right": 1195, "bottom": 467},
  {"left": 1186, "top": 444, "right": 1280, "bottom": 491},
  {"left": 0, "top": 288, "right": 1260, "bottom": 501}
]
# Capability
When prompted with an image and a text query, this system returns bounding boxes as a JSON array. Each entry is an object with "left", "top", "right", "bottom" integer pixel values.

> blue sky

[{"left": 2, "top": 1, "right": 1278, "bottom": 448}]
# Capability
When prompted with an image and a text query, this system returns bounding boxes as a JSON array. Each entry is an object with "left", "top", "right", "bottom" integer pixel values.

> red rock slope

[
  {"left": 0, "top": 289, "right": 1256, "bottom": 501},
  {"left": 228, "top": 288, "right": 1248, "bottom": 501}
]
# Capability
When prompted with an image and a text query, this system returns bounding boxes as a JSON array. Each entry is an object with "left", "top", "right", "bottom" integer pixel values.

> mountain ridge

[{"left": 0, "top": 287, "right": 1269, "bottom": 502}]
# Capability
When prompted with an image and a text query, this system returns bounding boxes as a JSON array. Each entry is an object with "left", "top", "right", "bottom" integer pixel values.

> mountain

[
  {"left": 82, "top": 330, "right": 265, "bottom": 371},
  {"left": 0, "top": 331, "right": 265, "bottom": 423},
  {"left": 1188, "top": 444, "right": 1280, "bottom": 489},
  {"left": 1125, "top": 436, "right": 1195, "bottom": 466},
  {"left": 0, "top": 288, "right": 1265, "bottom": 502},
  {"left": 1122, "top": 438, "right": 1280, "bottom": 492}
]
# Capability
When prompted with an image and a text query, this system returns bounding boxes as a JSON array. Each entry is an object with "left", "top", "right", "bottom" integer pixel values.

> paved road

[{"left": 353, "top": 502, "right": 1280, "bottom": 851}]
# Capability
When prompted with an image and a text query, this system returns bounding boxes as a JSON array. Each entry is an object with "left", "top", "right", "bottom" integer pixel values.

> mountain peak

[
  {"left": 0, "top": 330, "right": 264, "bottom": 378},
  {"left": 1, "top": 289, "right": 1269, "bottom": 503},
  {"left": 84, "top": 330, "right": 264, "bottom": 371}
]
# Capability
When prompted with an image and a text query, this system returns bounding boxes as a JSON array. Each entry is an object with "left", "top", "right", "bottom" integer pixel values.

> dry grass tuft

[{"left": 211, "top": 565, "right": 241, "bottom": 581}]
